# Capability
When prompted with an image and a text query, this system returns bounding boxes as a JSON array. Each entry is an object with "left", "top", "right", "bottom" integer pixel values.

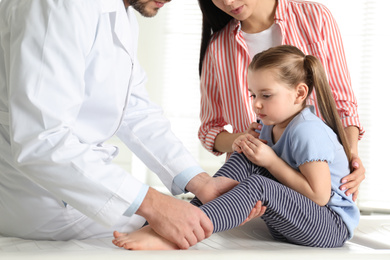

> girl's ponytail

[{"left": 304, "top": 55, "right": 352, "bottom": 165}]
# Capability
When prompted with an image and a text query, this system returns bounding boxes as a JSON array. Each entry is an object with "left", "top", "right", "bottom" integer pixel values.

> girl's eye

[
  {"left": 249, "top": 94, "right": 256, "bottom": 99},
  {"left": 263, "top": 94, "right": 271, "bottom": 99}
]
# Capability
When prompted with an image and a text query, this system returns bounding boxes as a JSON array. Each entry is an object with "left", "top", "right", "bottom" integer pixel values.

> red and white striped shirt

[{"left": 198, "top": 0, "right": 364, "bottom": 157}]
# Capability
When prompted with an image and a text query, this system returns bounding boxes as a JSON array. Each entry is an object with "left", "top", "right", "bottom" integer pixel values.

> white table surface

[{"left": 1, "top": 215, "right": 390, "bottom": 260}]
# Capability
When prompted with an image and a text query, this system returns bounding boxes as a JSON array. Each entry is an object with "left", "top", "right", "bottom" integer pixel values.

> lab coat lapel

[
  {"left": 101, "top": 0, "right": 134, "bottom": 58},
  {"left": 113, "top": 9, "right": 135, "bottom": 58}
]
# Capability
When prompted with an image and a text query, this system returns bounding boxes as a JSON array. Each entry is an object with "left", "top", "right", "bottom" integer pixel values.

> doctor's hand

[{"left": 136, "top": 187, "right": 213, "bottom": 249}]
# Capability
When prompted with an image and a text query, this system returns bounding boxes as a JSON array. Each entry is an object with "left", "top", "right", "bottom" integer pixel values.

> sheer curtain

[{"left": 115, "top": 0, "right": 390, "bottom": 210}]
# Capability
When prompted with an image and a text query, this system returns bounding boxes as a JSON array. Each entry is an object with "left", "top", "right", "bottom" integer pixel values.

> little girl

[{"left": 112, "top": 45, "right": 360, "bottom": 249}]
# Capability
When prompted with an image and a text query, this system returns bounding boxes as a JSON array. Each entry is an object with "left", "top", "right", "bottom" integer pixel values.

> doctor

[{"left": 0, "top": 0, "right": 259, "bottom": 249}]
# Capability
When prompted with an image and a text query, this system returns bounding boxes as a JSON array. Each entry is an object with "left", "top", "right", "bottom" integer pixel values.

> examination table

[{"left": 1, "top": 214, "right": 389, "bottom": 260}]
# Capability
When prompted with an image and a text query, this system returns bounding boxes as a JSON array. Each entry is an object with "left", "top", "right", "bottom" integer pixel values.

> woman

[{"left": 197, "top": 0, "right": 365, "bottom": 201}]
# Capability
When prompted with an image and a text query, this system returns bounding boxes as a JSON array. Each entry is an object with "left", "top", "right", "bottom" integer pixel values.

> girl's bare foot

[{"left": 112, "top": 225, "right": 180, "bottom": 250}]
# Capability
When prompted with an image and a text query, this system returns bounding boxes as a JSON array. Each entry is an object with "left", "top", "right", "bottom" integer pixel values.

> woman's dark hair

[
  {"left": 198, "top": 0, "right": 233, "bottom": 75},
  {"left": 249, "top": 45, "right": 352, "bottom": 166}
]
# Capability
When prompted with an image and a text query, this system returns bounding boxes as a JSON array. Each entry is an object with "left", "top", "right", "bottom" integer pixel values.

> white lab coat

[{"left": 0, "top": 0, "right": 200, "bottom": 239}]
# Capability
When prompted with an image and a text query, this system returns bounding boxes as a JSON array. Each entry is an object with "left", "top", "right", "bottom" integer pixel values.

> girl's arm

[
  {"left": 234, "top": 134, "right": 331, "bottom": 206},
  {"left": 267, "top": 159, "right": 331, "bottom": 206}
]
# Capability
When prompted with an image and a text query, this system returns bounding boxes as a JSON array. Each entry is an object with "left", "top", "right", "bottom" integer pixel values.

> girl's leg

[
  {"left": 199, "top": 173, "right": 349, "bottom": 248},
  {"left": 213, "top": 152, "right": 275, "bottom": 181}
]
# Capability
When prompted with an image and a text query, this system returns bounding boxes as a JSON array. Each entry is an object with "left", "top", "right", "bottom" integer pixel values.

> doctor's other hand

[{"left": 136, "top": 187, "right": 213, "bottom": 249}]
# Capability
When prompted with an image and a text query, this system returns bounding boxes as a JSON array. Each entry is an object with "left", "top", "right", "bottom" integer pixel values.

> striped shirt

[{"left": 198, "top": 0, "right": 364, "bottom": 157}]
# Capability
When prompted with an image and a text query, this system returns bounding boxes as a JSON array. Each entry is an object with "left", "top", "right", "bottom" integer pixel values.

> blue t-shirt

[{"left": 259, "top": 106, "right": 359, "bottom": 238}]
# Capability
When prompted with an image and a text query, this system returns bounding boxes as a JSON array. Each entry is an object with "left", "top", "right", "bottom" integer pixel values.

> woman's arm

[
  {"left": 198, "top": 48, "right": 227, "bottom": 156},
  {"left": 321, "top": 6, "right": 365, "bottom": 201},
  {"left": 214, "top": 132, "right": 243, "bottom": 153},
  {"left": 214, "top": 121, "right": 263, "bottom": 153},
  {"left": 321, "top": 5, "right": 364, "bottom": 137}
]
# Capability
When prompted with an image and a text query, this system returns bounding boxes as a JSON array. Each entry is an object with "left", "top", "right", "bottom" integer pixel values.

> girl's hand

[
  {"left": 340, "top": 154, "right": 365, "bottom": 201},
  {"left": 232, "top": 122, "right": 267, "bottom": 153},
  {"left": 245, "top": 121, "right": 263, "bottom": 138},
  {"left": 232, "top": 134, "right": 249, "bottom": 154},
  {"left": 239, "top": 201, "right": 267, "bottom": 226},
  {"left": 233, "top": 134, "right": 274, "bottom": 167}
]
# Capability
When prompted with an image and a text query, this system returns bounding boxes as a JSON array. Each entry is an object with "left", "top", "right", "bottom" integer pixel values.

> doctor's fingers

[
  {"left": 175, "top": 236, "right": 190, "bottom": 249},
  {"left": 185, "top": 231, "right": 200, "bottom": 248},
  {"left": 179, "top": 221, "right": 209, "bottom": 248},
  {"left": 200, "top": 211, "right": 213, "bottom": 238},
  {"left": 186, "top": 221, "right": 208, "bottom": 247},
  {"left": 180, "top": 210, "right": 212, "bottom": 249}
]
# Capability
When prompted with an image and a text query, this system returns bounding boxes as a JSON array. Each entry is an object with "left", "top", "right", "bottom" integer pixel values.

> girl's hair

[
  {"left": 249, "top": 45, "right": 351, "bottom": 164},
  {"left": 198, "top": 0, "right": 233, "bottom": 75}
]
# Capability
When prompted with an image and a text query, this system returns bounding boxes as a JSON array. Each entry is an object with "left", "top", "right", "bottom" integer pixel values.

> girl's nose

[
  {"left": 253, "top": 100, "right": 262, "bottom": 112},
  {"left": 255, "top": 98, "right": 263, "bottom": 107},
  {"left": 223, "top": 0, "right": 234, "bottom": 5}
]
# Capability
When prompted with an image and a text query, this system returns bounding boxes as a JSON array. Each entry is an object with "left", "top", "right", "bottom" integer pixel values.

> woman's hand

[{"left": 340, "top": 154, "right": 365, "bottom": 201}]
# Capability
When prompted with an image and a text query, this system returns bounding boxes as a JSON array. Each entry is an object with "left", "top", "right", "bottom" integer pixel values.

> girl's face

[
  {"left": 211, "top": 0, "right": 259, "bottom": 21},
  {"left": 248, "top": 69, "right": 302, "bottom": 127}
]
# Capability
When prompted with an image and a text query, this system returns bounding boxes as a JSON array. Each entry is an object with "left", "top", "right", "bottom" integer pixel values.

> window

[{"left": 114, "top": 0, "right": 390, "bottom": 211}]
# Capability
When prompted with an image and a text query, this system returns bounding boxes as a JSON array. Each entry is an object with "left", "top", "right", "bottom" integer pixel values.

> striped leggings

[{"left": 191, "top": 152, "right": 349, "bottom": 248}]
